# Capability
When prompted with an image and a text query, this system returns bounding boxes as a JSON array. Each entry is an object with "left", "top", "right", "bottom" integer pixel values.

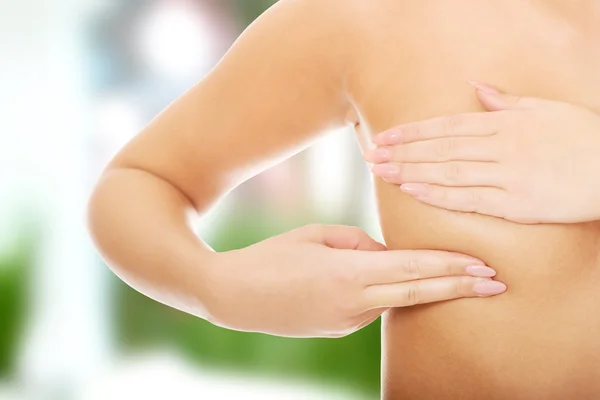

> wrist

[{"left": 190, "top": 248, "right": 252, "bottom": 331}]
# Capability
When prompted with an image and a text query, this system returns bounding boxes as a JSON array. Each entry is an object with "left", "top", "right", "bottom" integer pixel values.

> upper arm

[{"left": 108, "top": 0, "right": 357, "bottom": 211}]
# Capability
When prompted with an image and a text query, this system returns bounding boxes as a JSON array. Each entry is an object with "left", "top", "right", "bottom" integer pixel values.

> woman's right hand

[{"left": 204, "top": 224, "right": 506, "bottom": 338}]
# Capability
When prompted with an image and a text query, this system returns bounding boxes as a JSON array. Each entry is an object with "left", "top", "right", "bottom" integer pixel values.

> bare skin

[
  {"left": 88, "top": 0, "right": 505, "bottom": 340},
  {"left": 87, "top": 0, "right": 600, "bottom": 398},
  {"left": 365, "top": 85, "right": 600, "bottom": 224},
  {"left": 347, "top": 1, "right": 600, "bottom": 398}
]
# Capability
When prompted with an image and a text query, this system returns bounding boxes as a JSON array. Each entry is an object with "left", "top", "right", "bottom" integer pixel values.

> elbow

[
  {"left": 86, "top": 172, "right": 114, "bottom": 268},
  {"left": 85, "top": 168, "right": 133, "bottom": 276}
]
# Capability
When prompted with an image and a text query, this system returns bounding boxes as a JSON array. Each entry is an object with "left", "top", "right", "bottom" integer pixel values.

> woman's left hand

[{"left": 364, "top": 81, "right": 600, "bottom": 224}]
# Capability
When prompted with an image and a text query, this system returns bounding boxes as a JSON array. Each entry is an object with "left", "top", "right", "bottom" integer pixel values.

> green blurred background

[{"left": 0, "top": 0, "right": 382, "bottom": 398}]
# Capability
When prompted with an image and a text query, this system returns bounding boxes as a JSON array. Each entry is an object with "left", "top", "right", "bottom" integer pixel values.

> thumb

[
  {"left": 311, "top": 224, "right": 387, "bottom": 251},
  {"left": 466, "top": 80, "right": 545, "bottom": 111}
]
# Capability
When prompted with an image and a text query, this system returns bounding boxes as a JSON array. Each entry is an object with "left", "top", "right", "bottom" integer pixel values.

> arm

[
  {"left": 87, "top": 0, "right": 355, "bottom": 318},
  {"left": 87, "top": 0, "right": 503, "bottom": 337}
]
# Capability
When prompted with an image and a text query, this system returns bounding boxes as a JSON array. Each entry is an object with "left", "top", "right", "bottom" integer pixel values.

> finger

[
  {"left": 307, "top": 224, "right": 387, "bottom": 251},
  {"left": 355, "top": 249, "right": 494, "bottom": 286},
  {"left": 362, "top": 276, "right": 507, "bottom": 309},
  {"left": 372, "top": 161, "right": 505, "bottom": 187},
  {"left": 364, "top": 137, "right": 499, "bottom": 164},
  {"left": 372, "top": 112, "right": 498, "bottom": 146},
  {"left": 400, "top": 184, "right": 508, "bottom": 218},
  {"left": 476, "top": 91, "right": 541, "bottom": 111},
  {"left": 467, "top": 81, "right": 549, "bottom": 111}
]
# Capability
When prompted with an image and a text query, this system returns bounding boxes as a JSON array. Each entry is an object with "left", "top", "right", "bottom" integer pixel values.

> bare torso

[{"left": 346, "top": 1, "right": 600, "bottom": 398}]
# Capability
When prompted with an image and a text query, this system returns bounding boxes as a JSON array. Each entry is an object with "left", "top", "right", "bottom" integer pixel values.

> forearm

[{"left": 87, "top": 166, "right": 219, "bottom": 319}]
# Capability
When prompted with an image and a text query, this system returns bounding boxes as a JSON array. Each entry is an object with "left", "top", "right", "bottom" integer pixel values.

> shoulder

[
  {"left": 258, "top": 0, "right": 359, "bottom": 34},
  {"left": 240, "top": 0, "right": 365, "bottom": 80}
]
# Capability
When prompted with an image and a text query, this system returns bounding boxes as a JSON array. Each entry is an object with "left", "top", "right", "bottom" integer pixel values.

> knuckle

[
  {"left": 404, "top": 124, "right": 421, "bottom": 141},
  {"left": 469, "top": 189, "right": 481, "bottom": 203},
  {"left": 443, "top": 115, "right": 461, "bottom": 135},
  {"left": 436, "top": 138, "right": 455, "bottom": 158},
  {"left": 348, "top": 226, "right": 369, "bottom": 250},
  {"left": 402, "top": 257, "right": 421, "bottom": 280},
  {"left": 444, "top": 257, "right": 454, "bottom": 277},
  {"left": 444, "top": 163, "right": 461, "bottom": 183},
  {"left": 405, "top": 284, "right": 420, "bottom": 306},
  {"left": 455, "top": 277, "right": 465, "bottom": 297},
  {"left": 466, "top": 189, "right": 481, "bottom": 212}
]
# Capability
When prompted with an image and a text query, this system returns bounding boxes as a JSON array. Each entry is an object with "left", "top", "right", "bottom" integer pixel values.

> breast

[
  {"left": 360, "top": 76, "right": 600, "bottom": 400},
  {"left": 378, "top": 178, "right": 600, "bottom": 399},
  {"left": 350, "top": 36, "right": 600, "bottom": 398}
]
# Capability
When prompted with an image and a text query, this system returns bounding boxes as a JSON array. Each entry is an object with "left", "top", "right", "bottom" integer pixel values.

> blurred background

[{"left": 0, "top": 0, "right": 383, "bottom": 398}]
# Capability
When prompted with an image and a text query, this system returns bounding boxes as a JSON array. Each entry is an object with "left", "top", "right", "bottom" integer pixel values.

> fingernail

[
  {"left": 373, "top": 129, "right": 402, "bottom": 145},
  {"left": 465, "top": 265, "right": 497, "bottom": 278},
  {"left": 466, "top": 80, "right": 500, "bottom": 95},
  {"left": 400, "top": 183, "right": 428, "bottom": 199},
  {"left": 371, "top": 164, "right": 398, "bottom": 179},
  {"left": 473, "top": 280, "right": 507, "bottom": 295}
]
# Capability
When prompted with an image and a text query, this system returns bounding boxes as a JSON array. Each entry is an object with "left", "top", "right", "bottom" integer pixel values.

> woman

[{"left": 88, "top": 0, "right": 600, "bottom": 398}]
